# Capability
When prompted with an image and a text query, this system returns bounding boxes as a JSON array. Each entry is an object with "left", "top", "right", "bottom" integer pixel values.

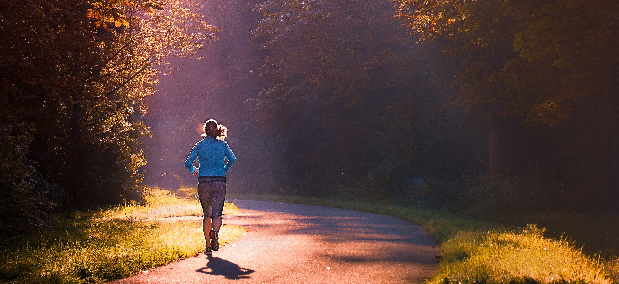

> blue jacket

[{"left": 185, "top": 136, "right": 236, "bottom": 177}]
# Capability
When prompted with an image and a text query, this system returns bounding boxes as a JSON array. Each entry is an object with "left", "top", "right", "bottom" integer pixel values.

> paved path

[{"left": 110, "top": 200, "right": 440, "bottom": 283}]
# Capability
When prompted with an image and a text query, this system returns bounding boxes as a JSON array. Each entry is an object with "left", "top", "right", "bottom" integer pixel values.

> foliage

[
  {"left": 248, "top": 0, "right": 619, "bottom": 211},
  {"left": 395, "top": 0, "right": 619, "bottom": 123},
  {"left": 393, "top": 0, "right": 619, "bottom": 205},
  {"left": 0, "top": 191, "right": 245, "bottom": 283},
  {"left": 0, "top": 125, "right": 58, "bottom": 236},
  {"left": 253, "top": 0, "right": 459, "bottom": 196},
  {"left": 400, "top": 173, "right": 583, "bottom": 213},
  {"left": 0, "top": 0, "right": 218, "bottom": 233}
]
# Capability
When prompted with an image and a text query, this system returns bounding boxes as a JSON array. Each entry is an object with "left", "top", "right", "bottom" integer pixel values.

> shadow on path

[{"left": 196, "top": 256, "right": 255, "bottom": 280}]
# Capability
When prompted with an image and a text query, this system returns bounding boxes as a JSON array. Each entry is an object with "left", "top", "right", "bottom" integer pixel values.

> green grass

[
  {"left": 228, "top": 193, "right": 615, "bottom": 284},
  {"left": 499, "top": 212, "right": 619, "bottom": 258},
  {"left": 104, "top": 188, "right": 241, "bottom": 220},
  {"left": 435, "top": 225, "right": 608, "bottom": 284},
  {"left": 0, "top": 189, "right": 246, "bottom": 284}
]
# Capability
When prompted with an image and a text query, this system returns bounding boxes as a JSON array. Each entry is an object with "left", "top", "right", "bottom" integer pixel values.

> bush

[{"left": 0, "top": 125, "right": 58, "bottom": 237}]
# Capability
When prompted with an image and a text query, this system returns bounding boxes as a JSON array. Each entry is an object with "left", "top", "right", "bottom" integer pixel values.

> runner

[{"left": 185, "top": 119, "right": 236, "bottom": 255}]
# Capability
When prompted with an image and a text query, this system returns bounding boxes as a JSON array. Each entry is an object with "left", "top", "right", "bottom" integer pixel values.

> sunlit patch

[
  {"left": 200, "top": 120, "right": 228, "bottom": 141},
  {"left": 197, "top": 123, "right": 206, "bottom": 136},
  {"left": 1, "top": 192, "right": 246, "bottom": 283}
]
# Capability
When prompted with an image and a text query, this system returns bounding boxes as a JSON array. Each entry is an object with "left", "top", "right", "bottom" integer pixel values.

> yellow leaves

[
  {"left": 395, "top": 0, "right": 466, "bottom": 41},
  {"left": 86, "top": 0, "right": 137, "bottom": 29},
  {"left": 86, "top": 0, "right": 166, "bottom": 28},
  {"left": 143, "top": 0, "right": 164, "bottom": 13},
  {"left": 115, "top": 17, "right": 129, "bottom": 27}
]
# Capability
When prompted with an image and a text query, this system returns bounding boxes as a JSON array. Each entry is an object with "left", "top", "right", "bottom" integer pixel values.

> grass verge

[
  {"left": 0, "top": 189, "right": 246, "bottom": 284},
  {"left": 228, "top": 193, "right": 615, "bottom": 284},
  {"left": 103, "top": 188, "right": 241, "bottom": 220}
]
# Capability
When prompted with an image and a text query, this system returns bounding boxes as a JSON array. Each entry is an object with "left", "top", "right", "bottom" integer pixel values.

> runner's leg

[
  {"left": 198, "top": 179, "right": 214, "bottom": 251},
  {"left": 203, "top": 217, "right": 213, "bottom": 244}
]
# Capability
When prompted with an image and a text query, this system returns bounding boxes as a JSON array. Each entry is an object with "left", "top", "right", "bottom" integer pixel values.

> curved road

[{"left": 110, "top": 200, "right": 440, "bottom": 283}]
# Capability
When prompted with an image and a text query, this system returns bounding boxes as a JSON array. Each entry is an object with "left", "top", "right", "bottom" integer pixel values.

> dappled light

[
  {"left": 0, "top": 192, "right": 245, "bottom": 282},
  {"left": 2, "top": 0, "right": 619, "bottom": 282}
]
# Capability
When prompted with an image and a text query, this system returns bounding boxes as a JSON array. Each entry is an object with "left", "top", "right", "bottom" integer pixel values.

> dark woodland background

[{"left": 1, "top": 0, "right": 618, "bottom": 236}]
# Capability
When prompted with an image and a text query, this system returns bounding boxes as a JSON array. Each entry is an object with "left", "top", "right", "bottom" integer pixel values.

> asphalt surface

[{"left": 109, "top": 200, "right": 440, "bottom": 283}]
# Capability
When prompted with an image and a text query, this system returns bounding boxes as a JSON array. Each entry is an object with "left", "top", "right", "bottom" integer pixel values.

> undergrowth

[
  {"left": 435, "top": 225, "right": 608, "bottom": 284},
  {"left": 0, "top": 189, "right": 246, "bottom": 283}
]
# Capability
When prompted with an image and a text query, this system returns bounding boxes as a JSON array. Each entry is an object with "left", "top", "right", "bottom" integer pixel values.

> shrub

[{"left": 0, "top": 125, "right": 58, "bottom": 237}]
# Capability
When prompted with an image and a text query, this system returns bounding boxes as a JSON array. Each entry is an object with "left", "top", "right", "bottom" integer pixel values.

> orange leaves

[
  {"left": 394, "top": 0, "right": 464, "bottom": 41},
  {"left": 86, "top": 0, "right": 132, "bottom": 29},
  {"left": 87, "top": 0, "right": 160, "bottom": 29}
]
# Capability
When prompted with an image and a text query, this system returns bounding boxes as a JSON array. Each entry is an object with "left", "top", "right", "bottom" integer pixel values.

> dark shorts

[{"left": 197, "top": 176, "right": 227, "bottom": 217}]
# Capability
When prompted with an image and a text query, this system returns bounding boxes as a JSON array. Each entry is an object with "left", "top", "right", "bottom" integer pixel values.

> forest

[{"left": 1, "top": 0, "right": 618, "bottom": 236}]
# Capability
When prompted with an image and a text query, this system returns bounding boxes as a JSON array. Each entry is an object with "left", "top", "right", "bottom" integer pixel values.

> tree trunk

[
  {"left": 488, "top": 109, "right": 502, "bottom": 173},
  {"left": 66, "top": 101, "right": 86, "bottom": 204},
  {"left": 611, "top": 62, "right": 619, "bottom": 205},
  {"left": 593, "top": 63, "right": 616, "bottom": 207},
  {"left": 409, "top": 107, "right": 418, "bottom": 171}
]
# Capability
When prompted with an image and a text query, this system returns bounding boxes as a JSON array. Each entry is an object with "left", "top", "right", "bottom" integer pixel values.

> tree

[
  {"left": 0, "top": 0, "right": 218, "bottom": 233},
  {"left": 395, "top": 0, "right": 619, "bottom": 206},
  {"left": 252, "top": 0, "right": 480, "bottom": 198}
]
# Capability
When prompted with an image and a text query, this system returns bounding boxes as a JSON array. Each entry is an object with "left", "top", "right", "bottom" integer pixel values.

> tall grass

[
  {"left": 0, "top": 189, "right": 246, "bottom": 283},
  {"left": 435, "top": 225, "right": 609, "bottom": 284},
  {"left": 104, "top": 188, "right": 241, "bottom": 220},
  {"left": 229, "top": 193, "right": 615, "bottom": 284}
]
